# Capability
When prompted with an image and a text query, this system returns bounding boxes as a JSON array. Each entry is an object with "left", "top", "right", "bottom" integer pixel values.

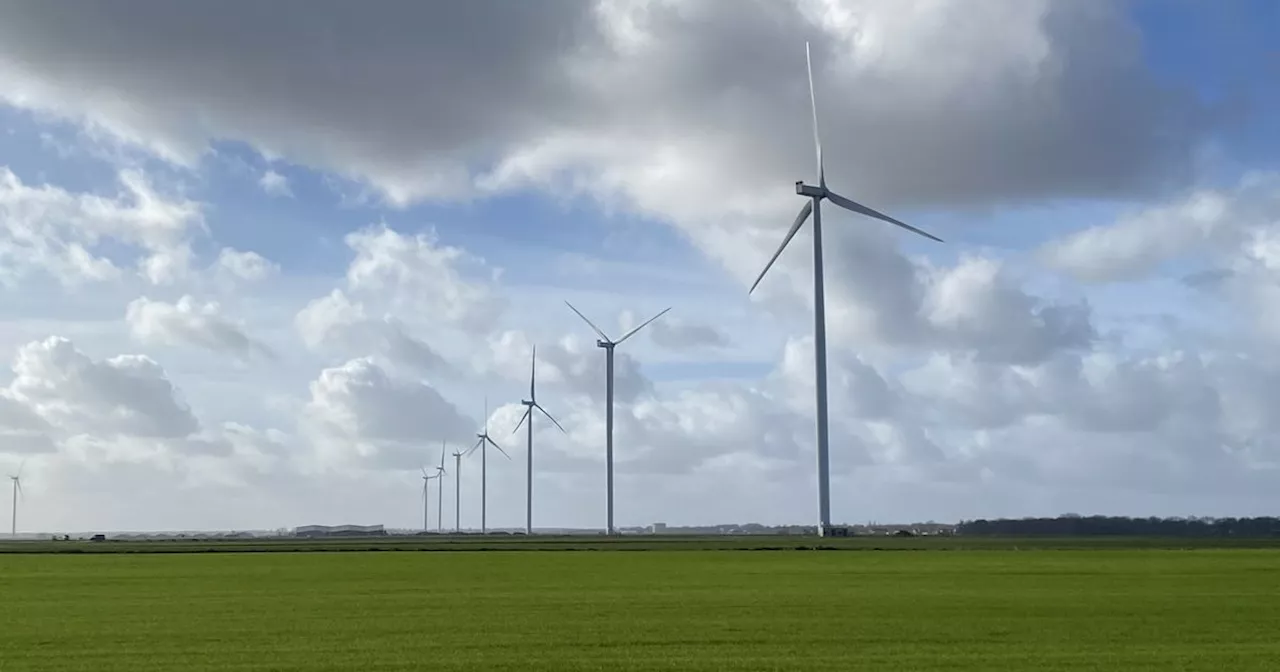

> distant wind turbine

[
  {"left": 748, "top": 41, "right": 943, "bottom": 537},
  {"left": 464, "top": 397, "right": 509, "bottom": 534},
  {"left": 8, "top": 461, "right": 23, "bottom": 537},
  {"left": 451, "top": 448, "right": 464, "bottom": 532},
  {"left": 420, "top": 464, "right": 440, "bottom": 533},
  {"left": 511, "top": 345, "right": 567, "bottom": 536},
  {"left": 434, "top": 441, "right": 447, "bottom": 533},
  {"left": 565, "top": 302, "right": 670, "bottom": 535}
]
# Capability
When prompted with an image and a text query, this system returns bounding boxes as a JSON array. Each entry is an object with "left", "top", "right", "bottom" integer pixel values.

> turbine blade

[
  {"left": 421, "top": 466, "right": 429, "bottom": 478},
  {"left": 749, "top": 199, "right": 813, "bottom": 294},
  {"left": 825, "top": 190, "right": 943, "bottom": 243},
  {"left": 535, "top": 403, "right": 567, "bottom": 434},
  {"left": 529, "top": 345, "right": 537, "bottom": 400},
  {"left": 806, "top": 41, "right": 824, "bottom": 188},
  {"left": 512, "top": 407, "right": 531, "bottom": 435},
  {"left": 439, "top": 441, "right": 446, "bottom": 469},
  {"left": 616, "top": 307, "right": 671, "bottom": 345},
  {"left": 487, "top": 436, "right": 511, "bottom": 460},
  {"left": 464, "top": 438, "right": 483, "bottom": 457},
  {"left": 565, "top": 301, "right": 610, "bottom": 341}
]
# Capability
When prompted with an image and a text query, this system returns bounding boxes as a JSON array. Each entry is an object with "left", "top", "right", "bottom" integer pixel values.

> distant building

[
  {"left": 294, "top": 524, "right": 386, "bottom": 538},
  {"left": 649, "top": 522, "right": 667, "bottom": 534}
]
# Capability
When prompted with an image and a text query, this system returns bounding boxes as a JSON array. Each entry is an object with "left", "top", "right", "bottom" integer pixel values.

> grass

[
  {"left": 7, "top": 533, "right": 1280, "bottom": 554},
  {"left": 2, "top": 548, "right": 1279, "bottom": 670}
]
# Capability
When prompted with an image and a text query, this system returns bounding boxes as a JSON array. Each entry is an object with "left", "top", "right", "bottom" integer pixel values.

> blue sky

[{"left": 1, "top": 1, "right": 1279, "bottom": 533}]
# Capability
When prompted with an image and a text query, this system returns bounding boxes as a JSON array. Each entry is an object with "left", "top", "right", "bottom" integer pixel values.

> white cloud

[
  {"left": 301, "top": 358, "right": 474, "bottom": 471},
  {"left": 258, "top": 169, "right": 292, "bottom": 197},
  {"left": 1042, "top": 173, "right": 1280, "bottom": 283},
  {"left": 125, "top": 295, "right": 272, "bottom": 360},
  {"left": 294, "top": 289, "right": 449, "bottom": 374},
  {"left": 215, "top": 248, "right": 279, "bottom": 284},
  {"left": 342, "top": 225, "right": 504, "bottom": 331},
  {"left": 6, "top": 336, "right": 199, "bottom": 441},
  {"left": 0, "top": 167, "right": 203, "bottom": 287}
]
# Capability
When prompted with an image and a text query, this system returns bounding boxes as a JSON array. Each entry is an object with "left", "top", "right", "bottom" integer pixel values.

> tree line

[{"left": 957, "top": 515, "right": 1280, "bottom": 537}]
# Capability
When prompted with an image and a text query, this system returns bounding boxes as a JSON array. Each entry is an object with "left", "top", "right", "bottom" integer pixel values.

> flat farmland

[{"left": 2, "top": 549, "right": 1278, "bottom": 671}]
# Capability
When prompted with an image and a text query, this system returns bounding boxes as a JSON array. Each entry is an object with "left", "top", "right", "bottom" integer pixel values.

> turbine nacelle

[{"left": 796, "top": 182, "right": 823, "bottom": 198}]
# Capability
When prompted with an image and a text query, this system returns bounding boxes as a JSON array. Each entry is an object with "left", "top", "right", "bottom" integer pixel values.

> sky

[{"left": 0, "top": 0, "right": 1278, "bottom": 533}]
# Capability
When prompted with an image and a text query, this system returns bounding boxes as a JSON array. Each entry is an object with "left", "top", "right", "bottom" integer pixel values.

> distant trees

[{"left": 957, "top": 515, "right": 1280, "bottom": 538}]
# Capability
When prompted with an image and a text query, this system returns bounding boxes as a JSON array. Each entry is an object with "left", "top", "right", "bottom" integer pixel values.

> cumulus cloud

[
  {"left": 342, "top": 225, "right": 504, "bottom": 330},
  {"left": 258, "top": 169, "right": 292, "bottom": 197},
  {"left": 126, "top": 295, "right": 272, "bottom": 360},
  {"left": 215, "top": 248, "right": 279, "bottom": 284},
  {"left": 0, "top": 167, "right": 203, "bottom": 287},
  {"left": 1042, "top": 173, "right": 1280, "bottom": 283},
  {"left": 294, "top": 289, "right": 449, "bottom": 374},
  {"left": 7, "top": 336, "right": 199, "bottom": 441},
  {"left": 301, "top": 358, "right": 474, "bottom": 470}
]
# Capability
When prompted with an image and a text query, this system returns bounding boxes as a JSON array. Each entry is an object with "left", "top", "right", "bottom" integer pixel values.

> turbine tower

[
  {"left": 749, "top": 42, "right": 943, "bottom": 536},
  {"left": 8, "top": 477, "right": 20, "bottom": 537},
  {"left": 464, "top": 397, "right": 509, "bottom": 534},
  {"left": 8, "top": 460, "right": 23, "bottom": 537},
  {"left": 511, "top": 345, "right": 567, "bottom": 536},
  {"left": 565, "top": 302, "right": 670, "bottom": 535},
  {"left": 434, "top": 441, "right": 447, "bottom": 533},
  {"left": 451, "top": 449, "right": 464, "bottom": 532},
  {"left": 420, "top": 465, "right": 439, "bottom": 533}
]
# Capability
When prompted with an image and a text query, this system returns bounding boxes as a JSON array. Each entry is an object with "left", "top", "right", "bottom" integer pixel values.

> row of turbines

[
  {"left": 419, "top": 303, "right": 670, "bottom": 536},
  {"left": 421, "top": 42, "right": 942, "bottom": 538},
  {"left": 4, "top": 42, "right": 938, "bottom": 540}
]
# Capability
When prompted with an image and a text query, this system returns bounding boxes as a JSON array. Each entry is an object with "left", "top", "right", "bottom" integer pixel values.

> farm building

[{"left": 294, "top": 524, "right": 386, "bottom": 538}]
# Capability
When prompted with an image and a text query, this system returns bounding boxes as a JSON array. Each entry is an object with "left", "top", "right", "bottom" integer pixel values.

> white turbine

[
  {"left": 748, "top": 41, "right": 943, "bottom": 537},
  {"left": 464, "top": 397, "right": 509, "bottom": 534},
  {"left": 451, "top": 449, "right": 464, "bottom": 532},
  {"left": 420, "top": 464, "right": 439, "bottom": 533},
  {"left": 565, "top": 302, "right": 670, "bottom": 535},
  {"left": 434, "top": 441, "right": 447, "bottom": 533},
  {"left": 511, "top": 345, "right": 567, "bottom": 536},
  {"left": 8, "top": 466, "right": 22, "bottom": 538}
]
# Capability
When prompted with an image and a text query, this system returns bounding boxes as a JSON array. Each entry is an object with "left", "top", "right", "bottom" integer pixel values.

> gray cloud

[
  {"left": 647, "top": 316, "right": 730, "bottom": 351},
  {"left": 0, "top": 1, "right": 1212, "bottom": 209}
]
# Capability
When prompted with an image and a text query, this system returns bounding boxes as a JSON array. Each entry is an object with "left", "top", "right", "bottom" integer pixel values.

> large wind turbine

[
  {"left": 511, "top": 345, "right": 567, "bottom": 536},
  {"left": 749, "top": 42, "right": 943, "bottom": 537},
  {"left": 464, "top": 398, "right": 509, "bottom": 534},
  {"left": 565, "top": 302, "right": 670, "bottom": 535}
]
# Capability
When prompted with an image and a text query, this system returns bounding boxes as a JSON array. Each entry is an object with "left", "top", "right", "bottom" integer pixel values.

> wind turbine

[
  {"left": 565, "top": 302, "right": 670, "bottom": 535},
  {"left": 10, "top": 460, "right": 25, "bottom": 537},
  {"left": 748, "top": 41, "right": 943, "bottom": 537},
  {"left": 434, "top": 441, "right": 447, "bottom": 533},
  {"left": 511, "top": 345, "right": 567, "bottom": 536},
  {"left": 451, "top": 448, "right": 464, "bottom": 532},
  {"left": 464, "top": 397, "right": 509, "bottom": 534},
  {"left": 420, "top": 464, "right": 439, "bottom": 533}
]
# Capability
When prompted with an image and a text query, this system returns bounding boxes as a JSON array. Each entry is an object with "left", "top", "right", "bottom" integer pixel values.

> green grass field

[{"left": 3, "top": 547, "right": 1279, "bottom": 670}]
